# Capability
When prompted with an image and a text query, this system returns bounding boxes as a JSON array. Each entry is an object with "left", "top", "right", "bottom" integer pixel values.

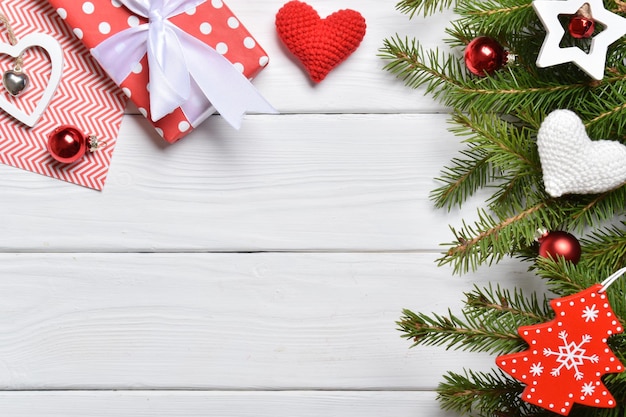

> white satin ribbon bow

[{"left": 91, "top": 0, "right": 275, "bottom": 128}]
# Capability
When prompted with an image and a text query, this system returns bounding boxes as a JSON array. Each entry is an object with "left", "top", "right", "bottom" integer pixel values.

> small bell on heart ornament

[
  {"left": 0, "top": 14, "right": 29, "bottom": 97},
  {"left": 3, "top": 68, "right": 29, "bottom": 96}
]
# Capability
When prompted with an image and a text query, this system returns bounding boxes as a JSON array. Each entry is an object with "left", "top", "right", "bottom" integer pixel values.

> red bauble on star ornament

[
  {"left": 497, "top": 283, "right": 624, "bottom": 415},
  {"left": 538, "top": 230, "right": 581, "bottom": 264},
  {"left": 568, "top": 3, "right": 595, "bottom": 39},
  {"left": 569, "top": 15, "right": 595, "bottom": 38},
  {"left": 464, "top": 36, "right": 508, "bottom": 76}
]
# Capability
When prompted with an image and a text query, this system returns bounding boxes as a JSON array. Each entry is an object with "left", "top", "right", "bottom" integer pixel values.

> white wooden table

[{"left": 0, "top": 1, "right": 543, "bottom": 415}]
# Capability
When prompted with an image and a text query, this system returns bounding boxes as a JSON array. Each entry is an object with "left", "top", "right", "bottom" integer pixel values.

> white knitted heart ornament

[{"left": 537, "top": 109, "right": 626, "bottom": 197}]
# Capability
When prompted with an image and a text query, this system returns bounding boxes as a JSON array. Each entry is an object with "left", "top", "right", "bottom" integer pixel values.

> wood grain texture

[
  {"left": 0, "top": 252, "right": 541, "bottom": 390},
  {"left": 0, "top": 391, "right": 457, "bottom": 417},
  {"left": 0, "top": 114, "right": 484, "bottom": 252}
]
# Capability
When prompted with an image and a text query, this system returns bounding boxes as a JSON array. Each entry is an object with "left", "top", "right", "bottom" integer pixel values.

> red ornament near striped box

[
  {"left": 0, "top": 0, "right": 127, "bottom": 190},
  {"left": 48, "top": 0, "right": 274, "bottom": 143}
]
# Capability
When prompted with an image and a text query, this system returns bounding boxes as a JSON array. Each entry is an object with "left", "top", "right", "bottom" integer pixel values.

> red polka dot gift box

[{"left": 47, "top": 0, "right": 275, "bottom": 143}]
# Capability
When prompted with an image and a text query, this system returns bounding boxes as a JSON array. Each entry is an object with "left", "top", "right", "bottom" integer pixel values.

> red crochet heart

[{"left": 275, "top": 1, "right": 366, "bottom": 83}]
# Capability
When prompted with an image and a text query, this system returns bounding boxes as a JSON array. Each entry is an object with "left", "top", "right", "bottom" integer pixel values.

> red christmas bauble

[
  {"left": 464, "top": 36, "right": 507, "bottom": 76},
  {"left": 47, "top": 125, "right": 87, "bottom": 164},
  {"left": 538, "top": 231, "right": 581, "bottom": 264},
  {"left": 568, "top": 15, "right": 595, "bottom": 39}
]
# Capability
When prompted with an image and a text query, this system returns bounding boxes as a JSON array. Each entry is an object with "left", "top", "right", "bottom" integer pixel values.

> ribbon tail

[
  {"left": 207, "top": 69, "right": 277, "bottom": 130},
  {"left": 176, "top": 28, "right": 276, "bottom": 129}
]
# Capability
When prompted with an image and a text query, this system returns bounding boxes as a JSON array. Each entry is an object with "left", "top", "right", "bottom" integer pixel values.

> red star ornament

[{"left": 497, "top": 284, "right": 624, "bottom": 415}]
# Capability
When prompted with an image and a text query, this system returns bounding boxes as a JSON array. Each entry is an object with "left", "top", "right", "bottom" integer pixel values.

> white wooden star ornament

[{"left": 532, "top": 0, "right": 626, "bottom": 79}]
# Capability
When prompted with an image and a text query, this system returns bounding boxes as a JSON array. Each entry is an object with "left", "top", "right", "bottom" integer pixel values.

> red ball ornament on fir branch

[
  {"left": 464, "top": 36, "right": 508, "bottom": 76},
  {"left": 538, "top": 230, "right": 582, "bottom": 264}
]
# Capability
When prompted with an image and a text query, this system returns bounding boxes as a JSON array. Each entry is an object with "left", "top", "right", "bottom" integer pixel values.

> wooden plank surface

[
  {"left": 0, "top": 1, "right": 541, "bottom": 416},
  {"left": 0, "top": 114, "right": 480, "bottom": 252},
  {"left": 0, "top": 391, "right": 456, "bottom": 417},
  {"left": 0, "top": 252, "right": 539, "bottom": 390}
]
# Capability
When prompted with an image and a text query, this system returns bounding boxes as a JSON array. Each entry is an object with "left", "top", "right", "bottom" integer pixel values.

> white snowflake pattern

[
  {"left": 581, "top": 381, "right": 596, "bottom": 397},
  {"left": 529, "top": 362, "right": 544, "bottom": 377},
  {"left": 581, "top": 304, "right": 599, "bottom": 322},
  {"left": 543, "top": 331, "right": 599, "bottom": 380}
]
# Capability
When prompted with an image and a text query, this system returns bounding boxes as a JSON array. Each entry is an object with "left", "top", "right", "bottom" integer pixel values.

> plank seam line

[
  {"left": 123, "top": 112, "right": 452, "bottom": 117},
  {"left": 0, "top": 389, "right": 439, "bottom": 393},
  {"left": 0, "top": 250, "right": 444, "bottom": 255}
]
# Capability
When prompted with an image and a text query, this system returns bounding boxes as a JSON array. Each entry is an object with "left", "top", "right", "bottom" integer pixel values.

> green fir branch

[
  {"left": 451, "top": 0, "right": 536, "bottom": 39},
  {"left": 464, "top": 284, "right": 552, "bottom": 323},
  {"left": 566, "top": 187, "right": 626, "bottom": 231},
  {"left": 581, "top": 222, "right": 626, "bottom": 273},
  {"left": 448, "top": 110, "right": 542, "bottom": 210},
  {"left": 395, "top": 0, "right": 457, "bottom": 17},
  {"left": 454, "top": 113, "right": 536, "bottom": 174},
  {"left": 386, "top": 0, "right": 626, "bottom": 413},
  {"left": 399, "top": 285, "right": 553, "bottom": 354},
  {"left": 437, "top": 183, "right": 626, "bottom": 273},
  {"left": 379, "top": 37, "right": 626, "bottom": 119},
  {"left": 437, "top": 190, "right": 626, "bottom": 274},
  {"left": 437, "top": 369, "right": 538, "bottom": 417},
  {"left": 582, "top": 82, "right": 626, "bottom": 140},
  {"left": 397, "top": 307, "right": 525, "bottom": 354},
  {"left": 431, "top": 110, "right": 521, "bottom": 210},
  {"left": 430, "top": 143, "right": 494, "bottom": 210},
  {"left": 438, "top": 202, "right": 563, "bottom": 273},
  {"left": 379, "top": 36, "right": 467, "bottom": 97},
  {"left": 531, "top": 257, "right": 591, "bottom": 296},
  {"left": 568, "top": 404, "right": 626, "bottom": 417},
  {"left": 381, "top": 31, "right": 626, "bottom": 123}
]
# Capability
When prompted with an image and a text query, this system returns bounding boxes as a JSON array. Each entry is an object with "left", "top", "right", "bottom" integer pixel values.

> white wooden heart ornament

[
  {"left": 537, "top": 109, "right": 626, "bottom": 197},
  {"left": 0, "top": 33, "right": 63, "bottom": 127}
]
